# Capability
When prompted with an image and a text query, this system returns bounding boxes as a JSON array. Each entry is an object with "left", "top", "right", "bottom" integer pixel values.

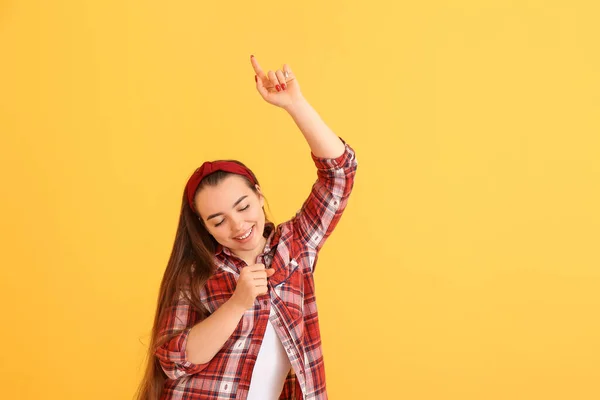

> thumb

[{"left": 266, "top": 268, "right": 276, "bottom": 277}]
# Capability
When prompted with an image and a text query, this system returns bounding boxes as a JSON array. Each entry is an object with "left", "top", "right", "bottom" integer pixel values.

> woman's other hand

[
  {"left": 230, "top": 263, "right": 276, "bottom": 311},
  {"left": 251, "top": 55, "right": 304, "bottom": 110}
]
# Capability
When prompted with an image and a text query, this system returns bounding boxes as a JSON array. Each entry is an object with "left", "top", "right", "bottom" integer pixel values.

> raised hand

[{"left": 251, "top": 55, "right": 304, "bottom": 110}]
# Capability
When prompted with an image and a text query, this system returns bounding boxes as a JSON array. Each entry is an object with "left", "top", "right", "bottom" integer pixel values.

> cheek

[
  {"left": 216, "top": 226, "right": 229, "bottom": 237},
  {"left": 206, "top": 224, "right": 225, "bottom": 239},
  {"left": 215, "top": 229, "right": 232, "bottom": 243},
  {"left": 254, "top": 209, "right": 265, "bottom": 222}
]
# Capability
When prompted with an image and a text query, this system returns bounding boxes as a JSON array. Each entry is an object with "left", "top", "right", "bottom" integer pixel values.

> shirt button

[{"left": 263, "top": 300, "right": 268, "bottom": 306}]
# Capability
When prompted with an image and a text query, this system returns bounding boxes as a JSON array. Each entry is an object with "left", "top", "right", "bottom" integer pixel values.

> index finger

[
  {"left": 247, "top": 263, "right": 265, "bottom": 271},
  {"left": 250, "top": 55, "right": 267, "bottom": 79}
]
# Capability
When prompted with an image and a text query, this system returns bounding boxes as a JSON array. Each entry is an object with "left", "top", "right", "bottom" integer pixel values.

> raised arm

[{"left": 251, "top": 55, "right": 358, "bottom": 262}]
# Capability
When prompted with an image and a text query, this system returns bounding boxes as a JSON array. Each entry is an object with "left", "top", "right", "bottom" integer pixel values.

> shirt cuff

[{"left": 159, "top": 327, "right": 210, "bottom": 375}]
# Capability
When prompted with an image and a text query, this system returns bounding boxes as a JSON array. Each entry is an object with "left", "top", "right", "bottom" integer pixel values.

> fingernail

[
  {"left": 276, "top": 85, "right": 281, "bottom": 91},
  {"left": 250, "top": 55, "right": 254, "bottom": 58},
  {"left": 281, "top": 83, "right": 286, "bottom": 90},
  {"left": 255, "top": 75, "right": 257, "bottom": 82}
]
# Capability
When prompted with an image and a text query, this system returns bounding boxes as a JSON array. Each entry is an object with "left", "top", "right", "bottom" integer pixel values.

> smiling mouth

[{"left": 233, "top": 226, "right": 253, "bottom": 240}]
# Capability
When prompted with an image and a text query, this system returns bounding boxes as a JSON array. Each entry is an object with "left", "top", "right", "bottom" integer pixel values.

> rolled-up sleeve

[
  {"left": 154, "top": 292, "right": 210, "bottom": 380},
  {"left": 292, "top": 137, "right": 358, "bottom": 257}
]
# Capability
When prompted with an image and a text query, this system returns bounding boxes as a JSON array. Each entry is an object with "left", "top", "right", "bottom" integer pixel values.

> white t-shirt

[{"left": 246, "top": 306, "right": 292, "bottom": 399}]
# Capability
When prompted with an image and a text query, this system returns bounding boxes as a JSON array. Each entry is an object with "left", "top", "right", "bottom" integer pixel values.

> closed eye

[{"left": 214, "top": 205, "right": 250, "bottom": 227}]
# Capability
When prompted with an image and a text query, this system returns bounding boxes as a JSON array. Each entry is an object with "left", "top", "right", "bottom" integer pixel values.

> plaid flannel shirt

[{"left": 155, "top": 138, "right": 357, "bottom": 399}]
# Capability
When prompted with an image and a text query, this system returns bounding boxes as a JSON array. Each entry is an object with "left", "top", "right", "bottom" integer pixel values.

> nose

[{"left": 231, "top": 214, "right": 245, "bottom": 232}]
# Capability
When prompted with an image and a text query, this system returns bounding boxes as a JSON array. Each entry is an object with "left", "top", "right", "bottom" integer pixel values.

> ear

[{"left": 255, "top": 184, "right": 265, "bottom": 207}]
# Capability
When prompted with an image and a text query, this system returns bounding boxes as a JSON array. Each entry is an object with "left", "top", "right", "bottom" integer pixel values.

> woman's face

[{"left": 195, "top": 175, "right": 266, "bottom": 253}]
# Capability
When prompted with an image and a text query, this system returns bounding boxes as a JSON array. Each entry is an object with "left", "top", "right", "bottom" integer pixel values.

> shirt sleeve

[
  {"left": 292, "top": 137, "right": 358, "bottom": 257},
  {"left": 154, "top": 290, "right": 210, "bottom": 380}
]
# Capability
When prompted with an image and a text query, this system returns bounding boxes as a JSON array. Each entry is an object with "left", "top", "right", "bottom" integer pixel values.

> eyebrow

[{"left": 206, "top": 195, "right": 249, "bottom": 221}]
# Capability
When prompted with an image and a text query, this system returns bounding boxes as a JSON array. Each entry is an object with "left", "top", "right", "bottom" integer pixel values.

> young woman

[{"left": 136, "top": 55, "right": 358, "bottom": 400}]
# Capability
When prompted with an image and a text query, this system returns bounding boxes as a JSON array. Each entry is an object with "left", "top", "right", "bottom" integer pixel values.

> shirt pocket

[{"left": 273, "top": 258, "right": 304, "bottom": 323}]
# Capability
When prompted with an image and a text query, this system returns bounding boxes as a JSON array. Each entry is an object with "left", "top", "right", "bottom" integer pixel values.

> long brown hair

[{"left": 134, "top": 160, "right": 271, "bottom": 400}]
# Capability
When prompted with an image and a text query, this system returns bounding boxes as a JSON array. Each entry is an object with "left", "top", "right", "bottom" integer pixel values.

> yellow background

[{"left": 1, "top": 1, "right": 599, "bottom": 399}]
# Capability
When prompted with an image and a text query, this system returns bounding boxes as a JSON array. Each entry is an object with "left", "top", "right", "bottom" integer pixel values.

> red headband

[{"left": 185, "top": 161, "right": 256, "bottom": 211}]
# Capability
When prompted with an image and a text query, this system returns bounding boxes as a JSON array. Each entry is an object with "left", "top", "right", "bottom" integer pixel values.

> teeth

[{"left": 235, "top": 226, "right": 252, "bottom": 240}]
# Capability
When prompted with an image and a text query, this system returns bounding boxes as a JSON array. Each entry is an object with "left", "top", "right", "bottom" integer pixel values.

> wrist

[
  {"left": 226, "top": 294, "right": 248, "bottom": 315},
  {"left": 283, "top": 96, "right": 309, "bottom": 115}
]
